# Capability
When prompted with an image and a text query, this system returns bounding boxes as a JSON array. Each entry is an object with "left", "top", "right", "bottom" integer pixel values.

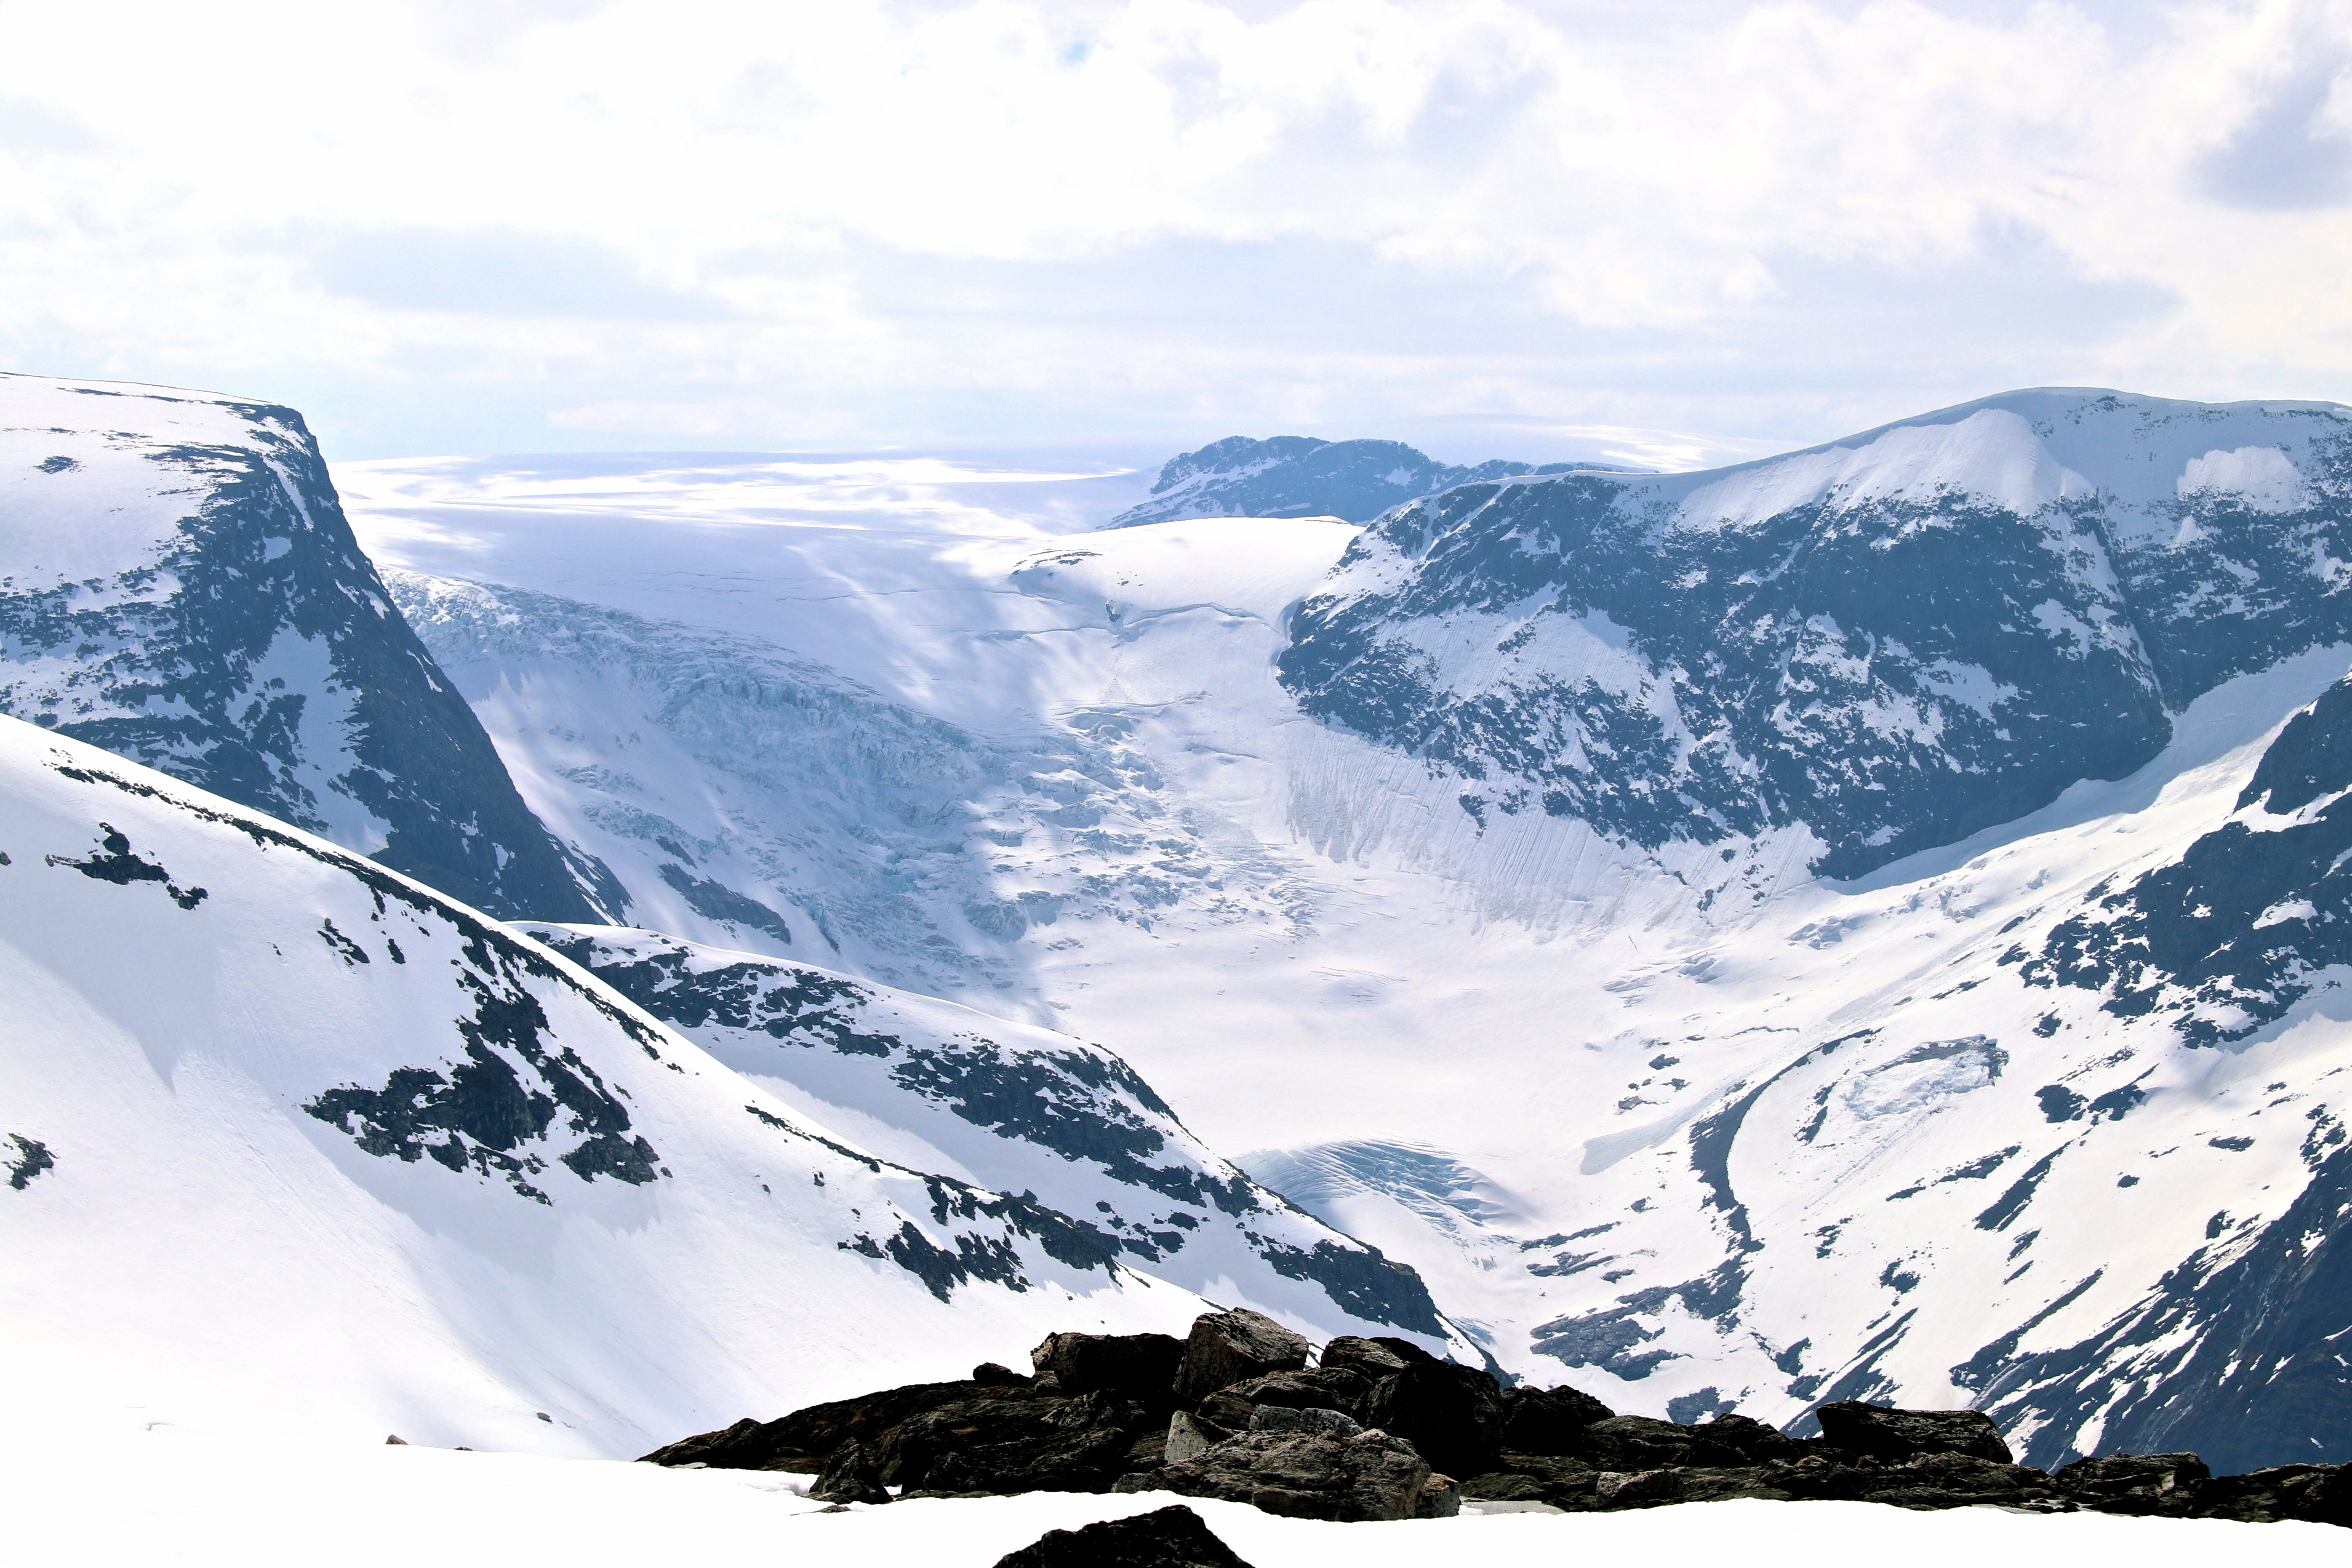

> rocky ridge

[{"left": 643, "top": 1312, "right": 2352, "bottom": 1528}]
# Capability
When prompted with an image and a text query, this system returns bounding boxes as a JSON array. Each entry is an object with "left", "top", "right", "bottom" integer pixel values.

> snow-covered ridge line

[
  {"left": 0, "top": 713, "right": 1225, "bottom": 1455},
  {"left": 518, "top": 922, "right": 1483, "bottom": 1359}
]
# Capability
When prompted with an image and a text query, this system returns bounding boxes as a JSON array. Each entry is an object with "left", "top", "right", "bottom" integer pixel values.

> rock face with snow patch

[
  {"left": 524, "top": 924, "right": 1471, "bottom": 1351},
  {"left": 1281, "top": 390, "right": 2352, "bottom": 878},
  {"left": 0, "top": 373, "right": 606, "bottom": 920},
  {"left": 0, "top": 715, "right": 1218, "bottom": 1453}
]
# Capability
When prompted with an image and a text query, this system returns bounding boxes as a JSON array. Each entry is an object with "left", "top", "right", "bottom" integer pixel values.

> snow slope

[
  {"left": 0, "top": 715, "right": 1218, "bottom": 1457},
  {"left": 0, "top": 372, "right": 607, "bottom": 920},
  {"left": 521, "top": 924, "right": 1474, "bottom": 1355},
  {"left": 1107, "top": 434, "right": 1601, "bottom": 527},
  {"left": 335, "top": 392, "right": 2352, "bottom": 1467},
  {"left": 12, "top": 1420, "right": 2337, "bottom": 1568}
]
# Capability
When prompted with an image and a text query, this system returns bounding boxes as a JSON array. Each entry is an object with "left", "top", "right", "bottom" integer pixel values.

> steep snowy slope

[
  {"left": 0, "top": 373, "right": 610, "bottom": 920},
  {"left": 1107, "top": 435, "right": 1592, "bottom": 528},
  {"left": 519, "top": 924, "right": 1470, "bottom": 1354},
  {"left": 0, "top": 715, "right": 1218, "bottom": 1454},
  {"left": 334, "top": 392, "right": 2352, "bottom": 1467}
]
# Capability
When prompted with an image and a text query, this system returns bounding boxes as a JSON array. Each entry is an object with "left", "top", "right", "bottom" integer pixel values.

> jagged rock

[
  {"left": 1194, "top": 1390, "right": 1258, "bottom": 1431},
  {"left": 2055, "top": 1452, "right": 2210, "bottom": 1511},
  {"left": 2190, "top": 1464, "right": 2352, "bottom": 1526},
  {"left": 992, "top": 1504, "right": 1256, "bottom": 1568},
  {"left": 809, "top": 1439, "right": 889, "bottom": 1504},
  {"left": 1815, "top": 1401, "right": 2013, "bottom": 1464},
  {"left": 1115, "top": 1428, "right": 1432, "bottom": 1521},
  {"left": 1851, "top": 1452, "right": 2061, "bottom": 1510},
  {"left": 1319, "top": 1336, "right": 1412, "bottom": 1377},
  {"left": 1170, "top": 1310, "right": 1309, "bottom": 1405},
  {"left": 1331, "top": 1334, "right": 1506, "bottom": 1479},
  {"left": 1575, "top": 1414, "right": 1748, "bottom": 1471},
  {"left": 1415, "top": 1474, "right": 1463, "bottom": 1518},
  {"left": 1031, "top": 1331, "right": 1185, "bottom": 1410},
  {"left": 1165, "top": 1412, "right": 1220, "bottom": 1465},
  {"left": 1462, "top": 1454, "right": 1600, "bottom": 1510},
  {"left": 1693, "top": 1413, "right": 1807, "bottom": 1463},
  {"left": 639, "top": 1378, "right": 1025, "bottom": 1471},
  {"left": 877, "top": 1388, "right": 1149, "bottom": 1494},
  {"left": 1220, "top": 1368, "right": 1375, "bottom": 1422},
  {"left": 1595, "top": 1468, "right": 1690, "bottom": 1507},
  {"left": 974, "top": 1362, "right": 1032, "bottom": 1387},
  {"left": 1248, "top": 1405, "right": 1362, "bottom": 1439},
  {"left": 1499, "top": 1384, "right": 1615, "bottom": 1454}
]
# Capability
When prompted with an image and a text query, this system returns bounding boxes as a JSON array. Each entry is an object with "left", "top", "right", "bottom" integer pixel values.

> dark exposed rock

[
  {"left": 809, "top": 1439, "right": 889, "bottom": 1504},
  {"left": 877, "top": 1389, "right": 1153, "bottom": 1494},
  {"left": 1247, "top": 1405, "right": 1361, "bottom": 1439},
  {"left": 1415, "top": 1473, "right": 1463, "bottom": 1518},
  {"left": 5, "top": 1132, "right": 54, "bottom": 1191},
  {"left": 2191, "top": 1463, "right": 2352, "bottom": 1526},
  {"left": 639, "top": 1377, "right": 1025, "bottom": 1470},
  {"left": 1573, "top": 1414, "right": 1749, "bottom": 1471},
  {"left": 1219, "top": 1368, "right": 1375, "bottom": 1422},
  {"left": 1499, "top": 1384, "right": 1615, "bottom": 1454},
  {"left": 1115, "top": 1428, "right": 1432, "bottom": 1521},
  {"left": 1031, "top": 1330, "right": 1185, "bottom": 1410},
  {"left": 1318, "top": 1335, "right": 1412, "bottom": 1377},
  {"left": 1815, "top": 1400, "right": 2014, "bottom": 1463},
  {"left": 1347, "top": 1335, "right": 1507, "bottom": 1480},
  {"left": 641, "top": 1331, "right": 2352, "bottom": 1529},
  {"left": 991, "top": 1504, "right": 1255, "bottom": 1568},
  {"left": 2055, "top": 1451, "right": 2210, "bottom": 1510},
  {"left": 1461, "top": 1454, "right": 1600, "bottom": 1510},
  {"left": 1171, "top": 1309, "right": 1309, "bottom": 1404}
]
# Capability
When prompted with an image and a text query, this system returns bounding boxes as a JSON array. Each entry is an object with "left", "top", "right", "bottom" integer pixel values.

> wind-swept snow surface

[
  {"left": 0, "top": 717, "right": 1214, "bottom": 1457},
  {"left": 10, "top": 1421, "right": 2343, "bottom": 1568}
]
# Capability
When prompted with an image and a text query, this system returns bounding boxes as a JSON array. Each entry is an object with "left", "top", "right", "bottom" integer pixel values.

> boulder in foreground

[{"left": 992, "top": 1504, "right": 1255, "bottom": 1568}]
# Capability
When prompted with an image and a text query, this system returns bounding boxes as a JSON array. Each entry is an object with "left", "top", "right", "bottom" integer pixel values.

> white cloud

[{"left": 1, "top": 0, "right": 2349, "bottom": 459}]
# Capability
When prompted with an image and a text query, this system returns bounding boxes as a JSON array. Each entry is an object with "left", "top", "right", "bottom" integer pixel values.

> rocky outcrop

[
  {"left": 1171, "top": 1310, "right": 1309, "bottom": 1405},
  {"left": 992, "top": 1505, "right": 1254, "bottom": 1568},
  {"left": 1114, "top": 1428, "right": 1432, "bottom": 1521},
  {"left": 644, "top": 1327, "right": 2352, "bottom": 1529}
]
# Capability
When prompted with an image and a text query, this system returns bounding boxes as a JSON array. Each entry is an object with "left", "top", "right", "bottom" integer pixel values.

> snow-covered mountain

[
  {"left": 1283, "top": 391, "right": 2352, "bottom": 879},
  {"left": 0, "top": 374, "right": 612, "bottom": 920},
  {"left": 1106, "top": 436, "right": 1599, "bottom": 528},
  {"left": 521, "top": 924, "right": 1470, "bottom": 1353},
  {"left": 0, "top": 713, "right": 1240, "bottom": 1453},
  {"left": 332, "top": 393, "right": 2352, "bottom": 1470}
]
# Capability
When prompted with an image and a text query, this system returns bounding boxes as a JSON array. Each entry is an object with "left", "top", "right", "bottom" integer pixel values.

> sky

[{"left": 3, "top": 0, "right": 2350, "bottom": 470}]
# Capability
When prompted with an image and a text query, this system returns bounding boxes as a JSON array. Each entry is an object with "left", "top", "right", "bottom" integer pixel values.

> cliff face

[{"left": 0, "top": 373, "right": 614, "bottom": 920}]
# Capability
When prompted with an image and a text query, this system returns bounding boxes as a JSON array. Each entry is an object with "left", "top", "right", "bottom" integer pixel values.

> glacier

[{"left": 333, "top": 393, "right": 2352, "bottom": 1468}]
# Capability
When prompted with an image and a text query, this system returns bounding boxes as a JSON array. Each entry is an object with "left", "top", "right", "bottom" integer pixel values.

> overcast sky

[{"left": 4, "top": 0, "right": 2349, "bottom": 468}]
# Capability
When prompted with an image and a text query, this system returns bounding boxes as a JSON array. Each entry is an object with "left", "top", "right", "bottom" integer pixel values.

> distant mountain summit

[
  {"left": 1105, "top": 435, "right": 1623, "bottom": 528},
  {"left": 0, "top": 372, "right": 613, "bottom": 921}
]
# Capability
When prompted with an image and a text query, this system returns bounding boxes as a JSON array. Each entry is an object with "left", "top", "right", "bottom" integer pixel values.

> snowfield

[{"left": 8, "top": 1419, "right": 2339, "bottom": 1568}]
